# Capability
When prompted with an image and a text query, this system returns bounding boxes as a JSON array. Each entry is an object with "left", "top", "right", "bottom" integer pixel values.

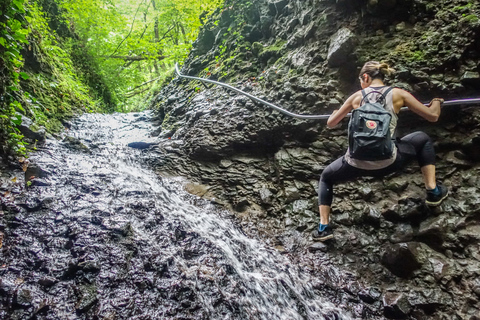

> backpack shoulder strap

[{"left": 383, "top": 87, "right": 393, "bottom": 97}]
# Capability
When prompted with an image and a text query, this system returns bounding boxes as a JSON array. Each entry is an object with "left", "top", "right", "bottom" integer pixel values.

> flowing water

[{"left": 1, "top": 112, "right": 352, "bottom": 319}]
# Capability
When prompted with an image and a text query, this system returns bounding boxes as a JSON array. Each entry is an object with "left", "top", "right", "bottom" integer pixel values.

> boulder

[
  {"left": 381, "top": 242, "right": 422, "bottom": 278},
  {"left": 417, "top": 216, "right": 448, "bottom": 249},
  {"left": 327, "top": 28, "right": 356, "bottom": 67},
  {"left": 461, "top": 71, "right": 480, "bottom": 88}
]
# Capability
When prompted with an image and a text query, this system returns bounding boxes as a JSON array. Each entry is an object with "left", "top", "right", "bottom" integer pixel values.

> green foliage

[
  {"left": 57, "top": 0, "right": 223, "bottom": 112},
  {"left": 0, "top": 0, "right": 30, "bottom": 155}
]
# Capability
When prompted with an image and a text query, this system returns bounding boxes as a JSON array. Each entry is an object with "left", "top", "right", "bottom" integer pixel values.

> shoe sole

[
  {"left": 425, "top": 190, "right": 449, "bottom": 207},
  {"left": 313, "top": 234, "right": 334, "bottom": 242}
]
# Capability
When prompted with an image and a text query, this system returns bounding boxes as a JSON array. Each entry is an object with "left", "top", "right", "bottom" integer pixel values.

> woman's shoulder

[{"left": 391, "top": 87, "right": 410, "bottom": 95}]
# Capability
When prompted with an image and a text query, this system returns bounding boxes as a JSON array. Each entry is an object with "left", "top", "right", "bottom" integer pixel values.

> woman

[{"left": 313, "top": 61, "right": 449, "bottom": 241}]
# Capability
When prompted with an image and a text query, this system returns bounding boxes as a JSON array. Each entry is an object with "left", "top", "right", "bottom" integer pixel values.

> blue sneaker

[
  {"left": 312, "top": 225, "right": 334, "bottom": 241},
  {"left": 425, "top": 183, "right": 449, "bottom": 206}
]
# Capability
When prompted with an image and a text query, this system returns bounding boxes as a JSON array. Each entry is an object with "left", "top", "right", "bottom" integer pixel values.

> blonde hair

[{"left": 359, "top": 61, "right": 395, "bottom": 80}]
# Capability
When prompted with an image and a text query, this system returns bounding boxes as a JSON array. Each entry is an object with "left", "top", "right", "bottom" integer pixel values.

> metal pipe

[{"left": 175, "top": 63, "right": 480, "bottom": 120}]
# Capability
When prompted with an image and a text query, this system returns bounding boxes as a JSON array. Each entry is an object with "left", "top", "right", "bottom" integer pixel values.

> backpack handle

[{"left": 360, "top": 87, "right": 393, "bottom": 106}]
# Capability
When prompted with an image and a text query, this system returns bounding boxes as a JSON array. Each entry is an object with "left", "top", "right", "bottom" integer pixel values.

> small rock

[
  {"left": 390, "top": 223, "right": 414, "bottom": 243},
  {"left": 38, "top": 276, "right": 57, "bottom": 288},
  {"left": 76, "top": 285, "right": 98, "bottom": 312},
  {"left": 383, "top": 292, "right": 410, "bottom": 319},
  {"left": 259, "top": 188, "right": 273, "bottom": 204},
  {"left": 292, "top": 199, "right": 310, "bottom": 214},
  {"left": 395, "top": 22, "right": 406, "bottom": 32},
  {"left": 308, "top": 242, "right": 328, "bottom": 252},
  {"left": 25, "top": 163, "right": 51, "bottom": 181},
  {"left": 63, "top": 136, "right": 90, "bottom": 153},
  {"left": 127, "top": 142, "right": 155, "bottom": 149},
  {"left": 358, "top": 287, "right": 381, "bottom": 304}
]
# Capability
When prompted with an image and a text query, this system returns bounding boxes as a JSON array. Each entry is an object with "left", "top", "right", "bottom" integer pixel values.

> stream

[{"left": 0, "top": 111, "right": 352, "bottom": 319}]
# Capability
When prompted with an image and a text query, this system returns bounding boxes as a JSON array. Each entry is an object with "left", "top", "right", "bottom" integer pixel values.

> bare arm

[
  {"left": 398, "top": 89, "right": 443, "bottom": 122},
  {"left": 327, "top": 92, "right": 361, "bottom": 128}
]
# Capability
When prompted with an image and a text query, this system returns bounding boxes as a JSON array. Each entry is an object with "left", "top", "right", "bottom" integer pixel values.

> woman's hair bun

[
  {"left": 359, "top": 60, "right": 395, "bottom": 79},
  {"left": 378, "top": 63, "right": 395, "bottom": 76}
]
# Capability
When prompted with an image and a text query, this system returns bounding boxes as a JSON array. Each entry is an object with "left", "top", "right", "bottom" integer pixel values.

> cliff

[{"left": 150, "top": 0, "right": 480, "bottom": 318}]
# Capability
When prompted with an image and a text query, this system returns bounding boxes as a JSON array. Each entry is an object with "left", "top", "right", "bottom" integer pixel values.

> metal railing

[{"left": 175, "top": 63, "right": 480, "bottom": 120}]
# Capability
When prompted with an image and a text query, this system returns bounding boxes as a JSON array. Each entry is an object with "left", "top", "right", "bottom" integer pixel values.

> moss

[
  {"left": 258, "top": 40, "right": 287, "bottom": 64},
  {"left": 389, "top": 42, "right": 426, "bottom": 62},
  {"left": 461, "top": 14, "right": 479, "bottom": 23},
  {"left": 452, "top": 3, "right": 474, "bottom": 12},
  {"left": 252, "top": 42, "right": 264, "bottom": 55}
]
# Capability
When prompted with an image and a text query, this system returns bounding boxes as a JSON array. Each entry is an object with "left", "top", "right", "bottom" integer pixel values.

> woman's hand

[
  {"left": 400, "top": 90, "right": 442, "bottom": 122},
  {"left": 428, "top": 98, "right": 444, "bottom": 106}
]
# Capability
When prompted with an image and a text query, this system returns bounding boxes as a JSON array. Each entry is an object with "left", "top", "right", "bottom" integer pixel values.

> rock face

[{"left": 149, "top": 0, "right": 480, "bottom": 318}]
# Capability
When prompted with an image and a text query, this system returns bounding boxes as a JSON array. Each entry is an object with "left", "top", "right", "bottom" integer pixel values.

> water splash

[{"left": 2, "top": 112, "right": 351, "bottom": 320}]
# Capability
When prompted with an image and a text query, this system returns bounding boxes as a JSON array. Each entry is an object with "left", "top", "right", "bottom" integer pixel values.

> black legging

[{"left": 318, "top": 131, "right": 436, "bottom": 206}]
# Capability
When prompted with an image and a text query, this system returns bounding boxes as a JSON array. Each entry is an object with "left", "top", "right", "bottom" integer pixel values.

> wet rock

[
  {"left": 417, "top": 216, "right": 448, "bottom": 249},
  {"left": 279, "top": 185, "right": 299, "bottom": 202},
  {"left": 383, "top": 292, "right": 410, "bottom": 319},
  {"left": 458, "top": 225, "right": 480, "bottom": 242},
  {"left": 0, "top": 278, "right": 15, "bottom": 295},
  {"left": 38, "top": 276, "right": 57, "bottom": 288},
  {"left": 362, "top": 206, "right": 382, "bottom": 225},
  {"left": 428, "top": 257, "right": 449, "bottom": 281},
  {"left": 308, "top": 242, "right": 328, "bottom": 252},
  {"left": 268, "top": 0, "right": 289, "bottom": 15},
  {"left": 75, "top": 284, "right": 98, "bottom": 313},
  {"left": 327, "top": 27, "right": 356, "bottom": 67},
  {"left": 18, "top": 115, "right": 46, "bottom": 142},
  {"left": 291, "top": 199, "right": 310, "bottom": 214},
  {"left": 15, "top": 194, "right": 45, "bottom": 212},
  {"left": 63, "top": 136, "right": 90, "bottom": 153},
  {"left": 383, "top": 198, "right": 426, "bottom": 222},
  {"left": 14, "top": 288, "right": 34, "bottom": 307},
  {"left": 259, "top": 188, "right": 274, "bottom": 204},
  {"left": 381, "top": 242, "right": 422, "bottom": 278},
  {"left": 101, "top": 218, "right": 133, "bottom": 238},
  {"left": 30, "top": 178, "right": 51, "bottom": 187},
  {"left": 470, "top": 279, "right": 480, "bottom": 297},
  {"left": 390, "top": 223, "right": 414, "bottom": 243},
  {"left": 445, "top": 150, "right": 472, "bottom": 167},
  {"left": 25, "top": 163, "right": 51, "bottom": 181},
  {"left": 407, "top": 289, "right": 448, "bottom": 314},
  {"left": 358, "top": 287, "right": 381, "bottom": 304}
]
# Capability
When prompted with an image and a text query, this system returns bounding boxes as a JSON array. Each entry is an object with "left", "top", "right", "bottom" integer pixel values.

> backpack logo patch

[{"left": 366, "top": 120, "right": 377, "bottom": 129}]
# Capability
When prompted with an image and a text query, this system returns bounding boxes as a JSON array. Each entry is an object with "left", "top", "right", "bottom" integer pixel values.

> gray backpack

[{"left": 348, "top": 88, "right": 394, "bottom": 161}]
